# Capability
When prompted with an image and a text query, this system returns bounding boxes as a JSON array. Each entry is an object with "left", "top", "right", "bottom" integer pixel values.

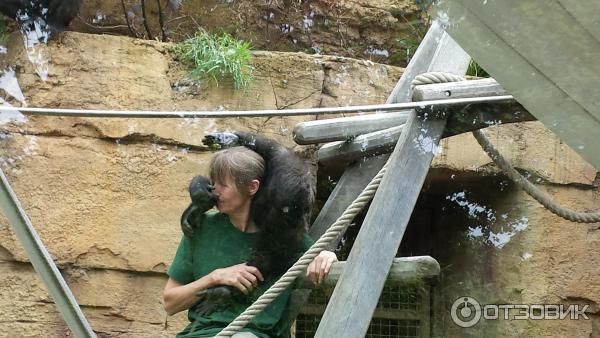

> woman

[{"left": 164, "top": 146, "right": 337, "bottom": 338}]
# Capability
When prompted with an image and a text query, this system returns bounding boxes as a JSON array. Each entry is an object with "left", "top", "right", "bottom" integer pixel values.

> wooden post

[
  {"left": 295, "top": 256, "right": 440, "bottom": 289},
  {"left": 307, "top": 20, "right": 450, "bottom": 246},
  {"left": 293, "top": 111, "right": 409, "bottom": 145},
  {"left": 316, "top": 100, "right": 534, "bottom": 165},
  {"left": 286, "top": 21, "right": 454, "bottom": 328},
  {"left": 412, "top": 78, "right": 507, "bottom": 101},
  {"left": 314, "top": 22, "right": 471, "bottom": 338}
]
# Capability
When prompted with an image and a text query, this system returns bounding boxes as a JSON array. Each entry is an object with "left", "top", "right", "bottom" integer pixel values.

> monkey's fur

[
  {"left": 181, "top": 131, "right": 315, "bottom": 314},
  {"left": 0, "top": 0, "right": 83, "bottom": 38}
]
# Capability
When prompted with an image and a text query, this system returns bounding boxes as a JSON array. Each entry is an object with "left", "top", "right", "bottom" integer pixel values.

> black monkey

[
  {"left": 181, "top": 131, "right": 315, "bottom": 313},
  {"left": 180, "top": 176, "right": 218, "bottom": 235},
  {"left": 0, "top": 0, "right": 83, "bottom": 40}
]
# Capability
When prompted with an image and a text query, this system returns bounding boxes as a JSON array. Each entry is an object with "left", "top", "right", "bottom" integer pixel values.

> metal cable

[
  {"left": 215, "top": 70, "right": 599, "bottom": 337},
  {"left": 0, "top": 95, "right": 514, "bottom": 118},
  {"left": 410, "top": 72, "right": 599, "bottom": 223}
]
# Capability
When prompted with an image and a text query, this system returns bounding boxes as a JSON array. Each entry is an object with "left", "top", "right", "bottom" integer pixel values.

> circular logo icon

[{"left": 451, "top": 296, "right": 482, "bottom": 327}]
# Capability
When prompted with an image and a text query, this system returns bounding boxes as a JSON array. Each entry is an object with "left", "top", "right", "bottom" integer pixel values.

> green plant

[
  {"left": 174, "top": 30, "right": 254, "bottom": 89},
  {"left": 466, "top": 59, "right": 490, "bottom": 78}
]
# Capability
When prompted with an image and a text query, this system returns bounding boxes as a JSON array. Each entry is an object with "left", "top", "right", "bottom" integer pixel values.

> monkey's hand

[
  {"left": 202, "top": 132, "right": 240, "bottom": 150},
  {"left": 180, "top": 176, "right": 217, "bottom": 237},
  {"left": 191, "top": 286, "right": 244, "bottom": 315}
]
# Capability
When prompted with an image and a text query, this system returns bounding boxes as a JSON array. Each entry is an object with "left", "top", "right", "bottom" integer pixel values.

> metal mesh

[
  {"left": 296, "top": 286, "right": 425, "bottom": 338},
  {"left": 295, "top": 314, "right": 321, "bottom": 338},
  {"left": 296, "top": 315, "right": 421, "bottom": 338},
  {"left": 305, "top": 286, "right": 421, "bottom": 308},
  {"left": 366, "top": 319, "right": 421, "bottom": 338},
  {"left": 378, "top": 286, "right": 420, "bottom": 310}
]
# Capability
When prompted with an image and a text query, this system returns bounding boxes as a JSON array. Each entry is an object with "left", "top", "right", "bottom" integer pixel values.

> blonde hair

[{"left": 209, "top": 146, "right": 265, "bottom": 194}]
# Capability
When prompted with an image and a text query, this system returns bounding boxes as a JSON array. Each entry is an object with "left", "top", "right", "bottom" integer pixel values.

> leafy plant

[
  {"left": 174, "top": 30, "right": 254, "bottom": 89},
  {"left": 466, "top": 59, "right": 490, "bottom": 78}
]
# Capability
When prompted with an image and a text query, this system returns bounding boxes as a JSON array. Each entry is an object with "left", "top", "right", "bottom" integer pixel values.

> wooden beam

[
  {"left": 293, "top": 111, "right": 409, "bottom": 145},
  {"left": 317, "top": 125, "right": 403, "bottom": 166},
  {"left": 308, "top": 153, "right": 389, "bottom": 243},
  {"left": 308, "top": 20, "right": 454, "bottom": 245},
  {"left": 295, "top": 256, "right": 440, "bottom": 289},
  {"left": 433, "top": 0, "right": 600, "bottom": 169},
  {"left": 285, "top": 21, "right": 457, "bottom": 328},
  {"left": 557, "top": 0, "right": 600, "bottom": 43},
  {"left": 317, "top": 100, "right": 533, "bottom": 165},
  {"left": 315, "top": 111, "right": 448, "bottom": 338},
  {"left": 314, "top": 21, "right": 471, "bottom": 338},
  {"left": 412, "top": 78, "right": 507, "bottom": 101}
]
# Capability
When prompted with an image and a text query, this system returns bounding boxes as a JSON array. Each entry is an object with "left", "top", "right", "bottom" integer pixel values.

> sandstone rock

[{"left": 0, "top": 32, "right": 404, "bottom": 336}]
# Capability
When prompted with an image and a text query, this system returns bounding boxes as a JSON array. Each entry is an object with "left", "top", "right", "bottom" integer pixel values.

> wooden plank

[
  {"left": 308, "top": 153, "right": 390, "bottom": 243},
  {"left": 462, "top": 0, "right": 600, "bottom": 121},
  {"left": 315, "top": 110, "right": 448, "bottom": 338},
  {"left": 314, "top": 21, "right": 470, "bottom": 338},
  {"left": 286, "top": 21, "right": 461, "bottom": 327},
  {"left": 433, "top": 1, "right": 600, "bottom": 169},
  {"left": 317, "top": 100, "right": 532, "bottom": 165},
  {"left": 557, "top": 0, "right": 600, "bottom": 43},
  {"left": 308, "top": 21, "right": 463, "bottom": 243},
  {"left": 317, "top": 125, "right": 403, "bottom": 166},
  {"left": 293, "top": 111, "right": 409, "bottom": 145},
  {"left": 295, "top": 256, "right": 440, "bottom": 289},
  {"left": 412, "top": 78, "right": 507, "bottom": 101}
]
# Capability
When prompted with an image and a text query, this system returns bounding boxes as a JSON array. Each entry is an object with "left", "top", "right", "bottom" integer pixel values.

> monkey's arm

[
  {"left": 47, "top": 0, "right": 83, "bottom": 29},
  {"left": 202, "top": 131, "right": 285, "bottom": 162},
  {"left": 181, "top": 176, "right": 217, "bottom": 237}
]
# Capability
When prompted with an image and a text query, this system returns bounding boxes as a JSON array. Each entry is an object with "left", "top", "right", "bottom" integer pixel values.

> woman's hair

[{"left": 209, "top": 146, "right": 265, "bottom": 194}]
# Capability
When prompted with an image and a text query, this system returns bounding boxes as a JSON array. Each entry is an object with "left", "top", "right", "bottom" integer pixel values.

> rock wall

[
  {"left": 424, "top": 124, "right": 600, "bottom": 337},
  {"left": 0, "top": 30, "right": 598, "bottom": 338},
  {"left": 0, "top": 32, "right": 403, "bottom": 337},
  {"left": 70, "top": 0, "right": 427, "bottom": 67}
]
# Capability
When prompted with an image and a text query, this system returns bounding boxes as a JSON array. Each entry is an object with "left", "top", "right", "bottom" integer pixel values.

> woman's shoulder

[{"left": 201, "top": 211, "right": 229, "bottom": 228}]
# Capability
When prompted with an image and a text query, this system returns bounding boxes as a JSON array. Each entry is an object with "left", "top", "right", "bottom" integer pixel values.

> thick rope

[
  {"left": 412, "top": 72, "right": 600, "bottom": 223},
  {"left": 216, "top": 69, "right": 599, "bottom": 336},
  {"left": 215, "top": 72, "right": 469, "bottom": 336},
  {"left": 410, "top": 71, "right": 465, "bottom": 90},
  {"left": 472, "top": 130, "right": 600, "bottom": 223},
  {"left": 215, "top": 163, "right": 389, "bottom": 337}
]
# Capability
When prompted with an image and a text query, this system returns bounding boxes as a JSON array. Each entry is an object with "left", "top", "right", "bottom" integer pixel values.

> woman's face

[{"left": 213, "top": 175, "right": 252, "bottom": 215}]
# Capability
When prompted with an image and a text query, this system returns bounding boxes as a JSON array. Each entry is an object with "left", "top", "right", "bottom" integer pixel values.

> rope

[
  {"left": 411, "top": 71, "right": 600, "bottom": 223},
  {"left": 216, "top": 70, "right": 598, "bottom": 336},
  {"left": 410, "top": 71, "right": 465, "bottom": 90},
  {"left": 472, "top": 130, "right": 600, "bottom": 223},
  {"left": 215, "top": 71, "right": 477, "bottom": 336},
  {"left": 215, "top": 163, "right": 389, "bottom": 337}
]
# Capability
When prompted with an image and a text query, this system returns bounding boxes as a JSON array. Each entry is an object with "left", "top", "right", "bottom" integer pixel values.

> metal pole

[
  {"left": 0, "top": 170, "right": 96, "bottom": 338},
  {"left": 0, "top": 95, "right": 514, "bottom": 118}
]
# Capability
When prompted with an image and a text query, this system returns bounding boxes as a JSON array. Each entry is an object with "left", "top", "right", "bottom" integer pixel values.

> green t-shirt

[{"left": 168, "top": 212, "right": 313, "bottom": 338}]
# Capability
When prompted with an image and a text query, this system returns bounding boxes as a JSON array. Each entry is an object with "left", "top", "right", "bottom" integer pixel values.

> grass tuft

[
  {"left": 466, "top": 59, "right": 490, "bottom": 78},
  {"left": 174, "top": 30, "right": 254, "bottom": 89}
]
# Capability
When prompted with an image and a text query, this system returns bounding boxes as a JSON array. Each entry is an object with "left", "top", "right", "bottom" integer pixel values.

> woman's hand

[
  {"left": 210, "top": 263, "right": 265, "bottom": 295},
  {"left": 306, "top": 250, "right": 338, "bottom": 284}
]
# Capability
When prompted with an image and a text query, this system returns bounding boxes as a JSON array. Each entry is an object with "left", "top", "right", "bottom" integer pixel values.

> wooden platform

[{"left": 433, "top": 0, "right": 600, "bottom": 169}]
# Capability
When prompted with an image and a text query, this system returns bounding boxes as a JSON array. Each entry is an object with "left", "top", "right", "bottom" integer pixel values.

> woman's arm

[
  {"left": 163, "top": 275, "right": 216, "bottom": 316},
  {"left": 163, "top": 263, "right": 264, "bottom": 316}
]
